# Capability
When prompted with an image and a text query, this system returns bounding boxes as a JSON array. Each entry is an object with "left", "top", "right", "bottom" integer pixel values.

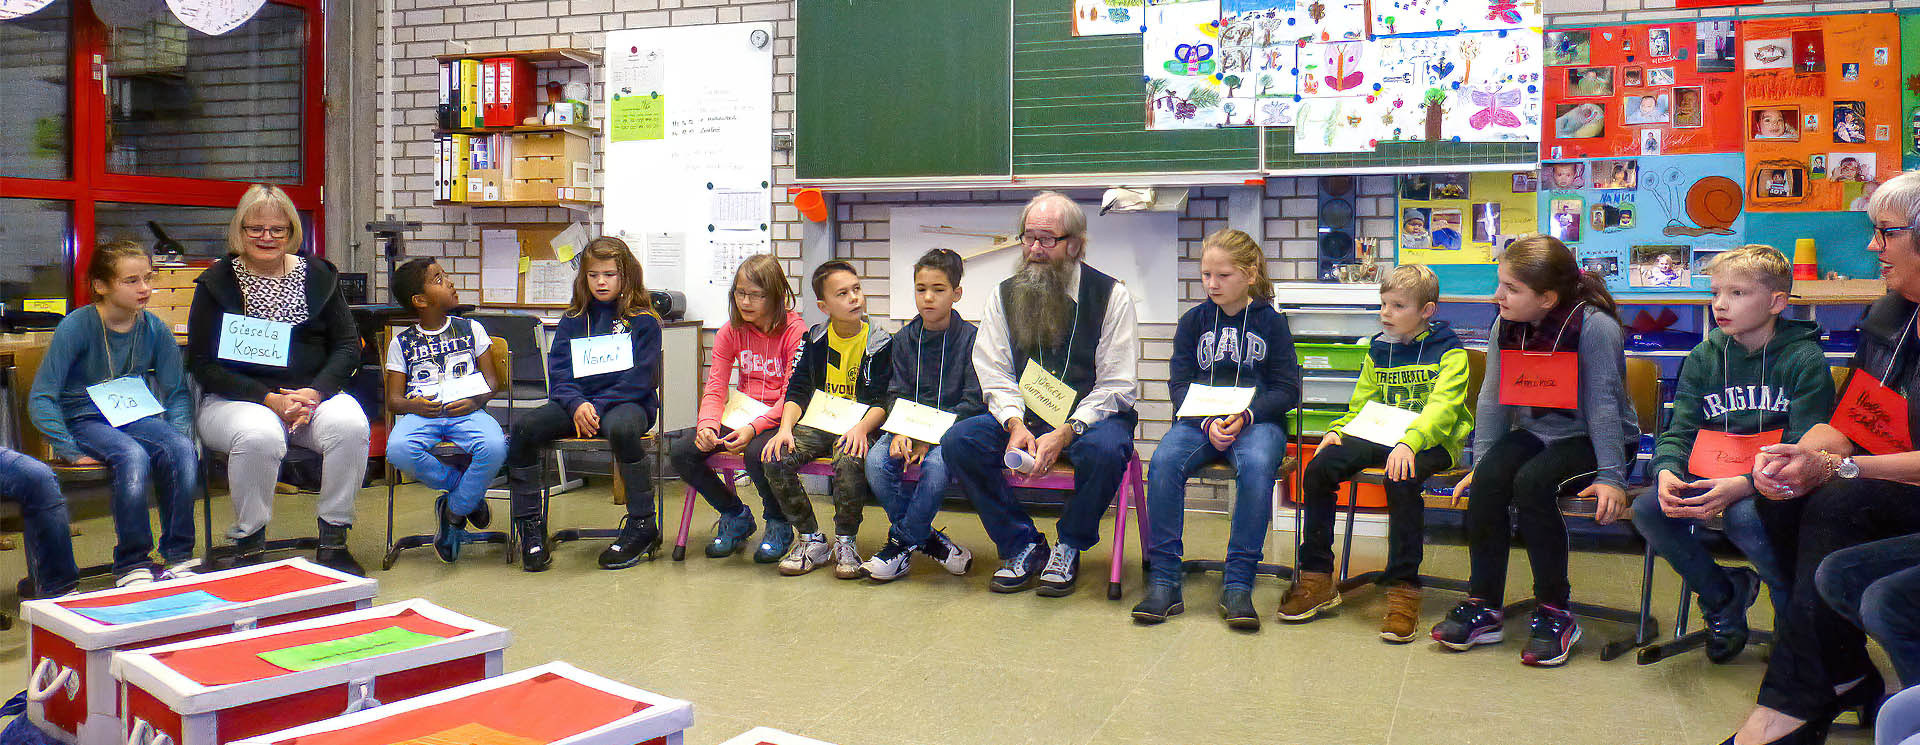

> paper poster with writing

[
  {"left": 1534, "top": 153, "right": 1747, "bottom": 292},
  {"left": 1144, "top": 0, "right": 1227, "bottom": 129},
  {"left": 1399, "top": 170, "right": 1538, "bottom": 265},
  {"left": 1742, "top": 14, "right": 1901, "bottom": 212},
  {"left": 1222, "top": 0, "right": 1364, "bottom": 47},
  {"left": 1073, "top": 0, "right": 1144, "bottom": 36},
  {"left": 1542, "top": 22, "right": 1745, "bottom": 159},
  {"left": 1443, "top": 30, "right": 1543, "bottom": 143}
]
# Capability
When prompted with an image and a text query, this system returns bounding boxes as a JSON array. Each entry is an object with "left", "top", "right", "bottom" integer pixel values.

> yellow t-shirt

[{"left": 823, "top": 321, "right": 869, "bottom": 398}]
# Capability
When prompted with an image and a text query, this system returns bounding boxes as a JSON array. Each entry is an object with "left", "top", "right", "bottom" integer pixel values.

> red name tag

[
  {"left": 1688, "top": 429, "right": 1783, "bottom": 479},
  {"left": 1497, "top": 349, "right": 1580, "bottom": 409},
  {"left": 1832, "top": 370, "right": 1913, "bottom": 455}
]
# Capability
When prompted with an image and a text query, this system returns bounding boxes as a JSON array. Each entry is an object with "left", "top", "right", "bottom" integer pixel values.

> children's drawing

[
  {"left": 1145, "top": 76, "right": 1226, "bottom": 129},
  {"left": 1298, "top": 41, "right": 1378, "bottom": 97},
  {"left": 1293, "top": 96, "right": 1381, "bottom": 152},
  {"left": 1073, "top": 0, "right": 1145, "bottom": 36},
  {"left": 1143, "top": 0, "right": 1226, "bottom": 129},
  {"left": 1368, "top": 0, "right": 1540, "bottom": 36},
  {"left": 1378, "top": 36, "right": 1465, "bottom": 91},
  {"left": 1223, "top": 0, "right": 1365, "bottom": 46},
  {"left": 1219, "top": 0, "right": 1301, "bottom": 112},
  {"left": 1256, "top": 98, "right": 1296, "bottom": 126}
]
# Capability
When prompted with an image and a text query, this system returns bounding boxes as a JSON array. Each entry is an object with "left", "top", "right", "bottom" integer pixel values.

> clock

[{"left": 750, "top": 29, "right": 770, "bottom": 49}]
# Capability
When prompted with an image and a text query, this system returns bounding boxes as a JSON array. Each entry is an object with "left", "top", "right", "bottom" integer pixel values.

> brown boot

[
  {"left": 1380, "top": 583, "right": 1423, "bottom": 643},
  {"left": 1276, "top": 571, "right": 1340, "bottom": 622}
]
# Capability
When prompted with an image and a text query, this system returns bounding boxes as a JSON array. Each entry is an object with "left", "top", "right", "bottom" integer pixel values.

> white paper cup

[{"left": 1003, "top": 448, "right": 1037, "bottom": 474}]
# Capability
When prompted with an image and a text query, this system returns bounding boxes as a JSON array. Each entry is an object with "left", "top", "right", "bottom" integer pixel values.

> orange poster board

[
  {"left": 1543, "top": 22, "right": 1745, "bottom": 158},
  {"left": 1741, "top": 14, "right": 1902, "bottom": 211}
]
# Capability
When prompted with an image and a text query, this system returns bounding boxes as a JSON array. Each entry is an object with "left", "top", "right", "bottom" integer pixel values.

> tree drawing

[
  {"left": 1182, "top": 85, "right": 1222, "bottom": 121},
  {"left": 1459, "top": 36, "right": 1483, "bottom": 86},
  {"left": 1223, "top": 74, "right": 1244, "bottom": 99},
  {"left": 1422, "top": 87, "right": 1448, "bottom": 140},
  {"left": 1145, "top": 77, "right": 1170, "bottom": 128}
]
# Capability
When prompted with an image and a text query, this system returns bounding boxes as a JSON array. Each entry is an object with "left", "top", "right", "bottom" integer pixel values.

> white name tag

[
  {"left": 216, "top": 313, "right": 292, "bottom": 367},
  {"left": 882, "top": 398, "right": 958, "bottom": 444},
  {"left": 799, "top": 389, "right": 870, "bottom": 436},
  {"left": 86, "top": 376, "right": 164, "bottom": 428},
  {"left": 1175, "top": 383, "right": 1258, "bottom": 419},
  {"left": 435, "top": 373, "right": 491, "bottom": 403},
  {"left": 570, "top": 332, "right": 633, "bottom": 378},
  {"left": 720, "top": 389, "right": 771, "bottom": 431},
  {"left": 1018, "top": 364, "right": 1076, "bottom": 429},
  {"left": 1340, "top": 400, "right": 1422, "bottom": 447}
]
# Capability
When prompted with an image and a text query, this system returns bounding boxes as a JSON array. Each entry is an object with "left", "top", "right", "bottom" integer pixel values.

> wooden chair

[{"left": 379, "top": 336, "right": 515, "bottom": 569}]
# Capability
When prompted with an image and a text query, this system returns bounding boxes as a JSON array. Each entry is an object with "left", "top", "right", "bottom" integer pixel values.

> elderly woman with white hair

[
  {"left": 1716, "top": 171, "right": 1920, "bottom": 745},
  {"left": 185, "top": 184, "right": 369, "bottom": 576}
]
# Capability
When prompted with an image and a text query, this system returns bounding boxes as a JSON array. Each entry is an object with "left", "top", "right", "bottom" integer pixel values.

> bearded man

[{"left": 941, "top": 191, "right": 1140, "bottom": 597}]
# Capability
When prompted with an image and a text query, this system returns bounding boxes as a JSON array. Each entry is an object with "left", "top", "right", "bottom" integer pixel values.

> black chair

[{"left": 379, "top": 333, "right": 516, "bottom": 569}]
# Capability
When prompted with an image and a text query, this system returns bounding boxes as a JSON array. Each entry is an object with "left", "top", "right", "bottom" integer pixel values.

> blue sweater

[
  {"left": 29, "top": 305, "right": 193, "bottom": 461},
  {"left": 545, "top": 300, "right": 661, "bottom": 421}
]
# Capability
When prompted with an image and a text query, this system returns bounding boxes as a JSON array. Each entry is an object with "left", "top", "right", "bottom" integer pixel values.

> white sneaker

[
  {"left": 832, "top": 535, "right": 863, "bottom": 580},
  {"left": 160, "top": 559, "right": 201, "bottom": 581},
  {"left": 115, "top": 567, "right": 156, "bottom": 588},
  {"left": 778, "top": 533, "right": 832, "bottom": 576},
  {"left": 922, "top": 531, "right": 974, "bottom": 576},
  {"left": 860, "top": 539, "right": 913, "bottom": 582},
  {"left": 1036, "top": 544, "right": 1080, "bottom": 597}
]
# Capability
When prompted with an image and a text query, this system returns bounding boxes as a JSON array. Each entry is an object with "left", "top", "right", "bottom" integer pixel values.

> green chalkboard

[{"left": 795, "top": 0, "right": 1012, "bottom": 180}]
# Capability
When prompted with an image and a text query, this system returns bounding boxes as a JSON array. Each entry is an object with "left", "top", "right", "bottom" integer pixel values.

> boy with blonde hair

[{"left": 1633, "top": 244, "right": 1835, "bottom": 663}]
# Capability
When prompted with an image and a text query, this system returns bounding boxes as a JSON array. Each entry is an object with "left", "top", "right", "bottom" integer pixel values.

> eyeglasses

[
  {"left": 732, "top": 289, "right": 767, "bottom": 302},
  {"left": 243, "top": 225, "right": 290, "bottom": 239},
  {"left": 1021, "top": 231, "right": 1072, "bottom": 248},
  {"left": 1874, "top": 225, "right": 1915, "bottom": 244}
]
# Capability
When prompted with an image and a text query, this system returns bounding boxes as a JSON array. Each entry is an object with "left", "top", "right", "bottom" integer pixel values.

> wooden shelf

[
  {"left": 434, "top": 48, "right": 599, "bottom": 66},
  {"left": 435, "top": 125, "right": 597, "bottom": 137},
  {"left": 434, "top": 199, "right": 597, "bottom": 211}
]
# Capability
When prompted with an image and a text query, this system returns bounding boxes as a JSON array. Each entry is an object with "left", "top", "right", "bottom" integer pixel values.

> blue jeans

[
  {"left": 1144, "top": 419, "right": 1284, "bottom": 592},
  {"left": 1631, "top": 488, "right": 1787, "bottom": 619},
  {"left": 865, "top": 433, "right": 953, "bottom": 547},
  {"left": 387, "top": 412, "right": 507, "bottom": 517},
  {"left": 70, "top": 415, "right": 198, "bottom": 572},
  {"left": 0, "top": 448, "right": 78, "bottom": 595},
  {"left": 1816, "top": 533, "right": 1920, "bottom": 688},
  {"left": 941, "top": 412, "right": 1137, "bottom": 557}
]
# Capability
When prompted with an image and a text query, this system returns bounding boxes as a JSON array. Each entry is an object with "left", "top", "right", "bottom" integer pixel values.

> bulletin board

[
  {"left": 1901, "top": 11, "right": 1920, "bottom": 170},
  {"left": 1541, "top": 22, "right": 1745, "bottom": 159},
  {"left": 1740, "top": 14, "right": 1901, "bottom": 212},
  {"left": 1537, "top": 153, "right": 1748, "bottom": 292},
  {"left": 1397, "top": 171, "right": 1539, "bottom": 266}
]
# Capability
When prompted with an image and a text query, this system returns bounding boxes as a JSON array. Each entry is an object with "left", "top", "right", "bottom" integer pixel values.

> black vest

[
  {"left": 1003, "top": 263, "right": 1117, "bottom": 419},
  {"left": 1850, "top": 292, "right": 1920, "bottom": 447}
]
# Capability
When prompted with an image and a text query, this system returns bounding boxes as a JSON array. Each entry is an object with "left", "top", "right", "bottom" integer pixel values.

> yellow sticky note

[
  {"left": 554, "top": 242, "right": 577, "bottom": 262},
  {"left": 1018, "top": 364, "right": 1076, "bottom": 429},
  {"left": 518, "top": 255, "right": 531, "bottom": 274},
  {"left": 22, "top": 298, "right": 66, "bottom": 314}
]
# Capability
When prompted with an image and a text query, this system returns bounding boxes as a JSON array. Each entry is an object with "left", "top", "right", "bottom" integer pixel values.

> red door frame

[{"left": 0, "top": 0, "right": 326, "bottom": 305}]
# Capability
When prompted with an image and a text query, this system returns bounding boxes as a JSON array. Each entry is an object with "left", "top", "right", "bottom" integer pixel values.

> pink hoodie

[{"left": 698, "top": 310, "right": 805, "bottom": 434}]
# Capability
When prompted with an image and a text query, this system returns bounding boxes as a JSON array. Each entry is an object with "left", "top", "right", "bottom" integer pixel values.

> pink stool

[{"left": 671, "top": 450, "right": 1151, "bottom": 600}]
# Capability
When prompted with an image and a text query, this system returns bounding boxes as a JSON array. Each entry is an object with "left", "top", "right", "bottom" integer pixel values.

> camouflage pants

[{"left": 756, "top": 424, "right": 872, "bottom": 536}]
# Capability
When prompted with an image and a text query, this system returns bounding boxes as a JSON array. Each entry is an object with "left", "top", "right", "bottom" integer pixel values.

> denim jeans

[
  {"left": 865, "top": 432, "right": 953, "bottom": 548},
  {"left": 387, "top": 411, "right": 506, "bottom": 517},
  {"left": 0, "top": 448, "right": 78, "bottom": 596},
  {"left": 1815, "top": 532, "right": 1920, "bottom": 688},
  {"left": 70, "top": 415, "right": 198, "bottom": 572},
  {"left": 1143, "top": 419, "right": 1284, "bottom": 592},
  {"left": 942, "top": 412, "right": 1137, "bottom": 557},
  {"left": 1631, "top": 487, "right": 1788, "bottom": 619}
]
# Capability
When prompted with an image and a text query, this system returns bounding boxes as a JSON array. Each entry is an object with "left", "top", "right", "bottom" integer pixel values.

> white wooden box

[{"left": 717, "top": 727, "right": 839, "bottom": 745}]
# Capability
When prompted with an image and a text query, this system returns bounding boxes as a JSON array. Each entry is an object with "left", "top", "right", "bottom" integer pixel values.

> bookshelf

[{"left": 433, "top": 48, "right": 599, "bottom": 210}]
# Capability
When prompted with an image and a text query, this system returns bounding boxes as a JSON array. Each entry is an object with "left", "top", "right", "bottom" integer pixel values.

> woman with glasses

[{"left": 185, "top": 184, "right": 369, "bottom": 575}]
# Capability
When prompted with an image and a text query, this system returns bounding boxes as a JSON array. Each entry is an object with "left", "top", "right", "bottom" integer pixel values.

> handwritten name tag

[
  {"left": 1175, "top": 384, "right": 1257, "bottom": 419},
  {"left": 1341, "top": 400, "right": 1421, "bottom": 447},
  {"left": 883, "top": 398, "right": 958, "bottom": 444},
  {"left": 1019, "top": 364, "right": 1077, "bottom": 429},
  {"left": 216, "top": 313, "right": 292, "bottom": 367},
  {"left": 1832, "top": 370, "right": 1912, "bottom": 455},
  {"left": 799, "top": 390, "right": 870, "bottom": 436},
  {"left": 86, "top": 376, "right": 163, "bottom": 428},
  {"left": 1688, "top": 429, "right": 1782, "bottom": 479},
  {"left": 720, "top": 389, "right": 772, "bottom": 431},
  {"left": 570, "top": 332, "right": 633, "bottom": 378},
  {"left": 435, "top": 373, "right": 491, "bottom": 403},
  {"left": 1497, "top": 349, "right": 1580, "bottom": 409}
]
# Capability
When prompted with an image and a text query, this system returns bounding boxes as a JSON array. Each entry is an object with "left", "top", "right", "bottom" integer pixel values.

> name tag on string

[
  {"left": 1688, "top": 429, "right": 1782, "bottom": 479},
  {"left": 435, "top": 373, "right": 491, "bottom": 403},
  {"left": 720, "top": 389, "right": 772, "bottom": 431},
  {"left": 882, "top": 399, "right": 958, "bottom": 443},
  {"left": 215, "top": 313, "right": 292, "bottom": 367},
  {"left": 798, "top": 390, "right": 870, "bottom": 436},
  {"left": 570, "top": 332, "right": 633, "bottom": 378},
  {"left": 1340, "top": 400, "right": 1422, "bottom": 447},
  {"left": 1018, "top": 364, "right": 1077, "bottom": 429},
  {"left": 1175, "top": 384, "right": 1257, "bottom": 419},
  {"left": 1496, "top": 349, "right": 1581, "bottom": 409},
  {"left": 85, "top": 376, "right": 163, "bottom": 428},
  {"left": 1831, "top": 370, "right": 1912, "bottom": 454}
]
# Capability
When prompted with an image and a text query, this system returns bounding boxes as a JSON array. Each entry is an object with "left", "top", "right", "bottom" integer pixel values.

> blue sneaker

[
  {"left": 753, "top": 519, "right": 794, "bottom": 564},
  {"left": 705, "top": 509, "right": 757, "bottom": 558}
]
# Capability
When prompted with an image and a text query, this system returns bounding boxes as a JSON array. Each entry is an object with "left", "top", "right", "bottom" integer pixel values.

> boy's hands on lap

[
  {"left": 1207, "top": 413, "right": 1246, "bottom": 449},
  {"left": 837, "top": 426, "right": 871, "bottom": 459},
  {"left": 1385, "top": 444, "right": 1416, "bottom": 481},
  {"left": 763, "top": 428, "right": 796, "bottom": 461},
  {"left": 443, "top": 398, "right": 479, "bottom": 417},
  {"left": 1672, "top": 476, "right": 1753, "bottom": 519},
  {"left": 1318, "top": 431, "right": 1342, "bottom": 450},
  {"left": 908, "top": 440, "right": 930, "bottom": 467},
  {"left": 890, "top": 434, "right": 912, "bottom": 462}
]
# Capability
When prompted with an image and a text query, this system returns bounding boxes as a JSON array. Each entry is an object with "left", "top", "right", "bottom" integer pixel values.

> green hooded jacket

[{"left": 1652, "top": 316, "right": 1837, "bottom": 480}]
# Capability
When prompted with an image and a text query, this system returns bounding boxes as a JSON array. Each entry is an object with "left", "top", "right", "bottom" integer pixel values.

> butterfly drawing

[
  {"left": 1504, "top": 43, "right": 1530, "bottom": 65},
  {"left": 1468, "top": 86, "right": 1523, "bottom": 130},
  {"left": 1485, "top": 2, "right": 1522, "bottom": 26},
  {"left": 1323, "top": 43, "right": 1366, "bottom": 92}
]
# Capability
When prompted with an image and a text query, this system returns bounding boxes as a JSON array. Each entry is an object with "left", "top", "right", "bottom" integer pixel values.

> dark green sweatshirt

[{"left": 1652, "top": 316, "right": 1837, "bottom": 480}]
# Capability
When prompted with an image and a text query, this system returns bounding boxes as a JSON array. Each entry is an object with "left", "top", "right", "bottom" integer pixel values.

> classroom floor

[{"left": 0, "top": 478, "right": 1882, "bottom": 745}]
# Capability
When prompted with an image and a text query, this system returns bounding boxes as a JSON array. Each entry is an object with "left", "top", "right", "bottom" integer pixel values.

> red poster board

[
  {"left": 1742, "top": 14, "right": 1902, "bottom": 211},
  {"left": 1543, "top": 22, "right": 1745, "bottom": 158}
]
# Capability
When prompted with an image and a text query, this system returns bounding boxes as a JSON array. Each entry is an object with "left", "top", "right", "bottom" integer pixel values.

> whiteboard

[
  {"left": 602, "top": 23, "right": 774, "bottom": 329},
  {"left": 887, "top": 205, "right": 1181, "bottom": 324}
]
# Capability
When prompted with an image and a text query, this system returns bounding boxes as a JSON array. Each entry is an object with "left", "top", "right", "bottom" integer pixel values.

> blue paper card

[
  {"left": 215, "top": 313, "right": 293, "bottom": 367},
  {"left": 85, "top": 376, "right": 163, "bottom": 428},
  {"left": 69, "top": 590, "right": 233, "bottom": 625}
]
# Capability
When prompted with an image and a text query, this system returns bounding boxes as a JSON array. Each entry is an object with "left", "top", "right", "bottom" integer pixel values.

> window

[
  {"left": 0, "top": 0, "right": 71, "bottom": 180},
  {"left": 0, "top": 199, "right": 75, "bottom": 304},
  {"left": 95, "top": 202, "right": 313, "bottom": 262}
]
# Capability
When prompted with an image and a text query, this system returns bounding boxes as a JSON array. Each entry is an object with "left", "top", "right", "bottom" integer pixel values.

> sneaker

[
  {"left": 433, "top": 494, "right": 462, "bottom": 564},
  {"left": 315, "top": 519, "right": 366, "bottom": 577},
  {"left": 466, "top": 498, "right": 492, "bottom": 530},
  {"left": 159, "top": 558, "right": 201, "bottom": 582},
  {"left": 990, "top": 537, "right": 1050, "bottom": 593},
  {"left": 1132, "top": 584, "right": 1185, "bottom": 624},
  {"left": 1275, "top": 571, "right": 1341, "bottom": 622},
  {"left": 1704, "top": 566, "right": 1761, "bottom": 664},
  {"left": 862, "top": 538, "right": 913, "bottom": 582},
  {"left": 705, "top": 509, "right": 757, "bottom": 558},
  {"left": 115, "top": 567, "right": 156, "bottom": 588},
  {"left": 1431, "top": 598, "right": 1505, "bottom": 651},
  {"left": 1220, "top": 588, "right": 1259, "bottom": 630},
  {"left": 1520, "top": 603, "right": 1581, "bottom": 667},
  {"left": 832, "top": 535, "right": 863, "bottom": 579},
  {"left": 1380, "top": 583, "right": 1422, "bottom": 644},
  {"left": 1036, "top": 543, "right": 1080, "bottom": 597},
  {"left": 753, "top": 519, "right": 794, "bottom": 564},
  {"left": 597, "top": 514, "right": 662, "bottom": 570},
  {"left": 920, "top": 530, "right": 974, "bottom": 575},
  {"left": 516, "top": 515, "right": 551, "bottom": 572},
  {"left": 778, "top": 533, "right": 832, "bottom": 576}
]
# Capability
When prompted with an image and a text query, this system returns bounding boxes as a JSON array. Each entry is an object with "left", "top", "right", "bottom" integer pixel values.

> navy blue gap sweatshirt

[
  {"left": 1169, "top": 299, "right": 1301, "bottom": 424},
  {"left": 886, "top": 310, "right": 984, "bottom": 421},
  {"left": 545, "top": 300, "right": 661, "bottom": 421}
]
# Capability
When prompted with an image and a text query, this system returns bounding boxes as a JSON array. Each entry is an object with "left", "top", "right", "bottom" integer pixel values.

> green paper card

[{"left": 257, "top": 627, "right": 443, "bottom": 672}]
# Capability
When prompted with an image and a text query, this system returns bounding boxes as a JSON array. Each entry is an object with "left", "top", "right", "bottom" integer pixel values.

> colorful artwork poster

[
  {"left": 1218, "top": 0, "right": 1301, "bottom": 124},
  {"left": 1400, "top": 171, "right": 1538, "bottom": 266},
  {"left": 1368, "top": 0, "right": 1541, "bottom": 36},
  {"left": 1541, "top": 23, "right": 1744, "bottom": 159},
  {"left": 1221, "top": 0, "right": 1364, "bottom": 47},
  {"left": 1537, "top": 153, "right": 1748, "bottom": 292},
  {"left": 1073, "top": 0, "right": 1145, "bottom": 36},
  {"left": 1298, "top": 40, "right": 1382, "bottom": 98},
  {"left": 1374, "top": 35, "right": 1467, "bottom": 142},
  {"left": 1144, "top": 0, "right": 1226, "bottom": 129},
  {"left": 1443, "top": 30, "right": 1544, "bottom": 143},
  {"left": 1742, "top": 14, "right": 1901, "bottom": 211},
  {"left": 1293, "top": 96, "right": 1385, "bottom": 152},
  {"left": 1900, "top": 11, "right": 1920, "bottom": 170}
]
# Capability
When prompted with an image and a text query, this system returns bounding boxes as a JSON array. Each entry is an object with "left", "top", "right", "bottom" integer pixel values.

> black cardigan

[{"left": 186, "top": 256, "right": 361, "bottom": 404}]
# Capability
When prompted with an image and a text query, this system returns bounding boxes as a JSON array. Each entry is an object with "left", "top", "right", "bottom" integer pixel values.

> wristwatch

[
  {"left": 1070, "top": 419, "right": 1087, "bottom": 437},
  {"left": 1837, "top": 456, "right": 1860, "bottom": 479}
]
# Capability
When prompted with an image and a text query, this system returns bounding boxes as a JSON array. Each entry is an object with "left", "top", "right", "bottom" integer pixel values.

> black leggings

[
  {"left": 667, "top": 426, "right": 785, "bottom": 524},
  {"left": 1466, "top": 429, "right": 1599, "bottom": 607},
  {"left": 506, "top": 401, "right": 653, "bottom": 517}
]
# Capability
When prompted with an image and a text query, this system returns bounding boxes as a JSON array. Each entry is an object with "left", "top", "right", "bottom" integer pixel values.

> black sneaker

[
  {"left": 598, "top": 515, "right": 662, "bottom": 570},
  {"left": 990, "top": 536, "right": 1050, "bottom": 593},
  {"left": 1520, "top": 603, "right": 1582, "bottom": 667},
  {"left": 1036, "top": 543, "right": 1080, "bottom": 598},
  {"left": 433, "top": 495, "right": 461, "bottom": 564},
  {"left": 314, "top": 519, "right": 365, "bottom": 577},
  {"left": 1431, "top": 598, "right": 1505, "bottom": 651},
  {"left": 228, "top": 528, "right": 267, "bottom": 569},
  {"left": 1704, "top": 566, "right": 1761, "bottom": 664},
  {"left": 466, "top": 498, "right": 492, "bottom": 530},
  {"left": 1131, "top": 584, "right": 1185, "bottom": 624},
  {"left": 517, "top": 516, "right": 551, "bottom": 572},
  {"left": 1220, "top": 588, "right": 1259, "bottom": 631}
]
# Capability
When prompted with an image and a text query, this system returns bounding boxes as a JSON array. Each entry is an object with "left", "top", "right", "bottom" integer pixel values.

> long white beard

[{"left": 1008, "top": 258, "right": 1074, "bottom": 354}]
